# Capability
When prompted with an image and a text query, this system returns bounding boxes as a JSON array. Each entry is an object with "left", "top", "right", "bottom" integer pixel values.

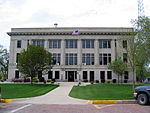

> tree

[
  {"left": 108, "top": 57, "right": 127, "bottom": 84},
  {"left": 132, "top": 16, "right": 150, "bottom": 82},
  {"left": 0, "top": 45, "right": 9, "bottom": 81},
  {"left": 17, "top": 45, "right": 53, "bottom": 84},
  {"left": 120, "top": 16, "right": 150, "bottom": 90}
]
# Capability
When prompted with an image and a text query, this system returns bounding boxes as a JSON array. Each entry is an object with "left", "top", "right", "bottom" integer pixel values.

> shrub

[
  {"left": 44, "top": 80, "right": 46, "bottom": 84},
  {"left": 112, "top": 79, "right": 117, "bottom": 83},
  {"left": 101, "top": 79, "right": 105, "bottom": 83},
  {"left": 39, "top": 77, "right": 45, "bottom": 82},
  {"left": 90, "top": 81, "right": 94, "bottom": 84},
  {"left": 96, "top": 80, "right": 99, "bottom": 83},
  {"left": 24, "top": 78, "right": 30, "bottom": 82},
  {"left": 0, "top": 80, "right": 4, "bottom": 82},
  {"left": 124, "top": 80, "right": 128, "bottom": 83},
  {"left": 83, "top": 79, "right": 88, "bottom": 82},
  {"left": 32, "top": 77, "right": 38, "bottom": 82},
  {"left": 12, "top": 79, "right": 23, "bottom": 82},
  {"left": 47, "top": 80, "right": 51, "bottom": 82},
  {"left": 32, "top": 77, "right": 37, "bottom": 81},
  {"left": 51, "top": 80, "right": 54, "bottom": 84},
  {"left": 107, "top": 80, "right": 111, "bottom": 84},
  {"left": 34, "top": 80, "right": 38, "bottom": 82},
  {"left": 52, "top": 78, "right": 55, "bottom": 82}
]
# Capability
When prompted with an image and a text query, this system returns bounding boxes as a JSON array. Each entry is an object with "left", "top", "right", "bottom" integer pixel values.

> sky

[{"left": 0, "top": 0, "right": 150, "bottom": 50}]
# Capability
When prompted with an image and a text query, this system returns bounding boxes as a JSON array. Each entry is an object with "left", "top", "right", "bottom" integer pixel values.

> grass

[
  {"left": 0, "top": 83, "right": 58, "bottom": 99},
  {"left": 69, "top": 83, "right": 150, "bottom": 100}
]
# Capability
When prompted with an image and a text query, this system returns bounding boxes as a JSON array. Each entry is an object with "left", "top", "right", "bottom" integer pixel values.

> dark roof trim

[{"left": 7, "top": 32, "right": 133, "bottom": 36}]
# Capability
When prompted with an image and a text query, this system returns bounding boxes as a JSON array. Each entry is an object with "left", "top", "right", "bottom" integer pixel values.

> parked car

[
  {"left": 144, "top": 77, "right": 150, "bottom": 83},
  {"left": 134, "top": 85, "right": 150, "bottom": 105}
]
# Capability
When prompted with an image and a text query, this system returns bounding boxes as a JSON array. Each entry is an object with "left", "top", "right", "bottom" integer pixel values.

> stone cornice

[{"left": 7, "top": 31, "right": 133, "bottom": 36}]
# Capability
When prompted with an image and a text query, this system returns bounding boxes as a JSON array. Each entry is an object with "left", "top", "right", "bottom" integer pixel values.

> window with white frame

[
  {"left": 82, "top": 40, "right": 94, "bottom": 48},
  {"left": 49, "top": 40, "right": 61, "bottom": 48},
  {"left": 82, "top": 53, "right": 94, "bottom": 65},
  {"left": 52, "top": 53, "right": 61, "bottom": 65},
  {"left": 99, "top": 53, "right": 111, "bottom": 65},
  {"left": 65, "top": 53, "right": 77, "bottom": 65},
  {"left": 99, "top": 40, "right": 111, "bottom": 49},
  {"left": 33, "top": 40, "right": 45, "bottom": 47},
  {"left": 66, "top": 40, "right": 77, "bottom": 48}
]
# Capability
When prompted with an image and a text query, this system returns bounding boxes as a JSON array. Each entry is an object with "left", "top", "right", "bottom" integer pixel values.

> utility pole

[
  {"left": 138, "top": 0, "right": 145, "bottom": 82},
  {"left": 138, "top": 0, "right": 145, "bottom": 19}
]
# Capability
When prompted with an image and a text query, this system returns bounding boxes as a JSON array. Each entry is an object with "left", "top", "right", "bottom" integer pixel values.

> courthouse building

[{"left": 7, "top": 27, "right": 134, "bottom": 82}]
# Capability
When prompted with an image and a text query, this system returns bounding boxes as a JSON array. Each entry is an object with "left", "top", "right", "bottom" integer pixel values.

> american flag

[{"left": 72, "top": 30, "right": 79, "bottom": 35}]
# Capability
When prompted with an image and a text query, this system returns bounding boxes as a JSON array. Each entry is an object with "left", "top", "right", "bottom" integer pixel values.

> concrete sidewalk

[{"left": 13, "top": 82, "right": 88, "bottom": 104}]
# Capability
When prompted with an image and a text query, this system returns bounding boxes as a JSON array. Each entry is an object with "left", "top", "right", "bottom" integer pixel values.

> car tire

[{"left": 137, "top": 93, "right": 148, "bottom": 105}]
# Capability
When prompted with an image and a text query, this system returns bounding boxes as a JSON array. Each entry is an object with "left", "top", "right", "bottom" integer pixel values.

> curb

[
  {"left": 88, "top": 100, "right": 137, "bottom": 104},
  {"left": 0, "top": 99, "right": 12, "bottom": 103}
]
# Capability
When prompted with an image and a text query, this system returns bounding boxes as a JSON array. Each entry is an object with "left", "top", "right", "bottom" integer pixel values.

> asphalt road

[{"left": 0, "top": 103, "right": 150, "bottom": 113}]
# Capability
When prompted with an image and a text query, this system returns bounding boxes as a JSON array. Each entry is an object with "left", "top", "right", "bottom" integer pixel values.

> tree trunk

[
  {"left": 132, "top": 68, "right": 135, "bottom": 91},
  {"left": 31, "top": 75, "right": 33, "bottom": 85},
  {"left": 121, "top": 75, "right": 123, "bottom": 84},
  {"left": 140, "top": 70, "right": 144, "bottom": 83},
  {"left": 118, "top": 75, "right": 119, "bottom": 85}
]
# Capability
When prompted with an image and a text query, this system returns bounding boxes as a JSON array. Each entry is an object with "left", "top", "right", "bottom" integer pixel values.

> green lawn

[
  {"left": 69, "top": 83, "right": 150, "bottom": 100},
  {"left": 0, "top": 83, "right": 58, "bottom": 99}
]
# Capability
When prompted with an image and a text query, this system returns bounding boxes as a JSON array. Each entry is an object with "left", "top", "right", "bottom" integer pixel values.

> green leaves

[
  {"left": 0, "top": 45, "right": 8, "bottom": 80},
  {"left": 17, "top": 45, "right": 53, "bottom": 79},
  {"left": 108, "top": 57, "right": 127, "bottom": 76}
]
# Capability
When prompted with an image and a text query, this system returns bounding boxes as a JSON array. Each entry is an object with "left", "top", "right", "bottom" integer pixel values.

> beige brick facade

[{"left": 7, "top": 27, "right": 135, "bottom": 83}]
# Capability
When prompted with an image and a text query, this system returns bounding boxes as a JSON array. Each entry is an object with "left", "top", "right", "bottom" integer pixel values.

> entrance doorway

[{"left": 68, "top": 71, "right": 74, "bottom": 82}]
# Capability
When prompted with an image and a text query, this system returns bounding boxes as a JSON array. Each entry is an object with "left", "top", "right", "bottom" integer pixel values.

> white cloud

[{"left": 0, "top": 0, "right": 150, "bottom": 49}]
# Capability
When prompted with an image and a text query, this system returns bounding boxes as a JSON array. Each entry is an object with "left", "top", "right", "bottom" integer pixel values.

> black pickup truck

[{"left": 134, "top": 85, "right": 150, "bottom": 105}]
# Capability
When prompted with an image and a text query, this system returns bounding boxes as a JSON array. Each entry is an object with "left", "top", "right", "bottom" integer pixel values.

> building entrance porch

[{"left": 66, "top": 71, "right": 77, "bottom": 82}]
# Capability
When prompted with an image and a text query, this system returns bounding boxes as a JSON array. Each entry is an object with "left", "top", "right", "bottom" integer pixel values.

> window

[
  {"left": 82, "top": 53, "right": 94, "bottom": 65},
  {"left": 86, "top": 40, "right": 90, "bottom": 48},
  {"left": 99, "top": 54, "right": 103, "bottom": 65},
  {"left": 17, "top": 40, "right": 21, "bottom": 48},
  {"left": 123, "top": 40, "right": 127, "bottom": 48},
  {"left": 100, "top": 71, "right": 105, "bottom": 80},
  {"left": 27, "top": 40, "right": 29, "bottom": 46},
  {"left": 103, "top": 54, "right": 107, "bottom": 65},
  {"left": 48, "top": 71, "right": 53, "bottom": 79},
  {"left": 103, "top": 40, "right": 107, "bottom": 48},
  {"left": 83, "top": 71, "right": 87, "bottom": 79},
  {"left": 15, "top": 70, "right": 19, "bottom": 78},
  {"left": 123, "top": 53, "right": 127, "bottom": 63},
  {"left": 107, "top": 71, "right": 112, "bottom": 79},
  {"left": 124, "top": 71, "right": 128, "bottom": 79},
  {"left": 69, "top": 54, "right": 73, "bottom": 65},
  {"left": 16, "top": 53, "right": 20, "bottom": 63},
  {"left": 99, "top": 40, "right": 111, "bottom": 49},
  {"left": 53, "top": 40, "right": 57, "bottom": 48},
  {"left": 99, "top": 40, "right": 102, "bottom": 48},
  {"left": 65, "top": 53, "right": 77, "bottom": 65},
  {"left": 108, "top": 54, "right": 111, "bottom": 63},
  {"left": 49, "top": 40, "right": 61, "bottom": 48},
  {"left": 82, "top": 40, "right": 85, "bottom": 48},
  {"left": 55, "top": 71, "right": 59, "bottom": 79},
  {"left": 65, "top": 40, "right": 77, "bottom": 48},
  {"left": 108, "top": 40, "right": 111, "bottom": 48},
  {"left": 52, "top": 53, "right": 61, "bottom": 65},
  {"left": 33, "top": 40, "right": 45, "bottom": 47},
  {"left": 99, "top": 53, "right": 111, "bottom": 65},
  {"left": 90, "top": 71, "right": 94, "bottom": 81},
  {"left": 82, "top": 40, "right": 94, "bottom": 48}
]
